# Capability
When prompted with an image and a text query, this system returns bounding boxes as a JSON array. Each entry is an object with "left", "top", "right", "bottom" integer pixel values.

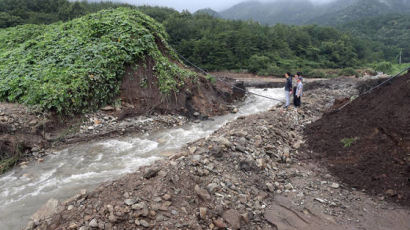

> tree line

[
  {"left": 0, "top": 2, "right": 396, "bottom": 75},
  {"left": 0, "top": 0, "right": 130, "bottom": 28},
  {"left": 139, "top": 7, "right": 388, "bottom": 75}
]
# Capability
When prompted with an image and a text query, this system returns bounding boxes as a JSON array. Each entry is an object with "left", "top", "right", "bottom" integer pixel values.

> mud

[{"left": 305, "top": 72, "right": 410, "bottom": 206}]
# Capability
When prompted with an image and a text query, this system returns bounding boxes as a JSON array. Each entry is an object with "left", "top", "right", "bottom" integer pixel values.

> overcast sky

[{"left": 114, "top": 0, "right": 335, "bottom": 12}]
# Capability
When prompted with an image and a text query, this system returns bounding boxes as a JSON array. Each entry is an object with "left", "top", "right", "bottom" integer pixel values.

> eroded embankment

[
  {"left": 0, "top": 64, "right": 245, "bottom": 174},
  {"left": 29, "top": 77, "right": 410, "bottom": 230}
]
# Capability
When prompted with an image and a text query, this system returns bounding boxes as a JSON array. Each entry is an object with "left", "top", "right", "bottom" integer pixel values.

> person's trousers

[
  {"left": 294, "top": 96, "right": 301, "bottom": 107},
  {"left": 285, "top": 90, "right": 290, "bottom": 107}
]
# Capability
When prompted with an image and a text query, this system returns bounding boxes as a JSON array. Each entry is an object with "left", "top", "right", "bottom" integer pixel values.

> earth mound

[
  {"left": 0, "top": 8, "right": 242, "bottom": 116},
  {"left": 305, "top": 72, "right": 410, "bottom": 205}
]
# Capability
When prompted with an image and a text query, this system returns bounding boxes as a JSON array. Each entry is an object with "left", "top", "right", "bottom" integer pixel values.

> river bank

[
  {"left": 0, "top": 77, "right": 246, "bottom": 175},
  {"left": 27, "top": 76, "right": 410, "bottom": 230}
]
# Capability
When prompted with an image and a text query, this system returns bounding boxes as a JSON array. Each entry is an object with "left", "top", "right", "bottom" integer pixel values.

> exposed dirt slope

[{"left": 305, "top": 72, "right": 410, "bottom": 205}]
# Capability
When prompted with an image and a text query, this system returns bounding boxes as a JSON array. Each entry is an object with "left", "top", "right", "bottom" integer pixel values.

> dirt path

[{"left": 27, "top": 76, "right": 410, "bottom": 230}]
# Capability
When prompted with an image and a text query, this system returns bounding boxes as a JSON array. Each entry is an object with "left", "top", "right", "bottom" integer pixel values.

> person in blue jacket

[{"left": 284, "top": 72, "right": 292, "bottom": 109}]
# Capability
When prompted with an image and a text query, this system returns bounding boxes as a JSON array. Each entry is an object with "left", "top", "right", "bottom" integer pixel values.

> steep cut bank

[
  {"left": 0, "top": 8, "right": 244, "bottom": 174},
  {"left": 305, "top": 72, "right": 410, "bottom": 205}
]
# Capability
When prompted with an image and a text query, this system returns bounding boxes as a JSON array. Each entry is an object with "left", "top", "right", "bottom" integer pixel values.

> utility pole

[{"left": 399, "top": 49, "right": 402, "bottom": 64}]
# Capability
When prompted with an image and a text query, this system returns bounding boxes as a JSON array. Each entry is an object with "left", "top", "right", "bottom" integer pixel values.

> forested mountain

[
  {"left": 0, "top": 0, "right": 131, "bottom": 28},
  {"left": 220, "top": 0, "right": 410, "bottom": 26},
  {"left": 339, "top": 14, "right": 410, "bottom": 62},
  {"left": 138, "top": 7, "right": 387, "bottom": 75}
]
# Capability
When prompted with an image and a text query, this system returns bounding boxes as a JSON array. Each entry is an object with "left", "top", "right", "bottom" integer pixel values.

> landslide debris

[{"left": 305, "top": 72, "right": 410, "bottom": 205}]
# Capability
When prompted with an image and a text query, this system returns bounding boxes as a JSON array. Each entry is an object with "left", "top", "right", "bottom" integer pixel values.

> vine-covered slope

[{"left": 0, "top": 8, "right": 194, "bottom": 114}]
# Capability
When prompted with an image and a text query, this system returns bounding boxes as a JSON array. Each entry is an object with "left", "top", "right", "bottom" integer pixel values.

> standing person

[
  {"left": 293, "top": 73, "right": 298, "bottom": 107},
  {"left": 294, "top": 72, "right": 303, "bottom": 107},
  {"left": 284, "top": 72, "right": 292, "bottom": 109}
]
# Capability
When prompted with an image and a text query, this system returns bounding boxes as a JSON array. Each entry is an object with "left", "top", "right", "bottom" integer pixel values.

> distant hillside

[
  {"left": 220, "top": 0, "right": 410, "bottom": 25},
  {"left": 339, "top": 14, "right": 410, "bottom": 62},
  {"left": 219, "top": 0, "right": 317, "bottom": 25},
  {"left": 194, "top": 8, "right": 221, "bottom": 17},
  {"left": 309, "top": 0, "right": 410, "bottom": 25}
]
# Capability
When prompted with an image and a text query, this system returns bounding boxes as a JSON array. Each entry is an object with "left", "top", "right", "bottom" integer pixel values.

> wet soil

[{"left": 305, "top": 72, "right": 410, "bottom": 206}]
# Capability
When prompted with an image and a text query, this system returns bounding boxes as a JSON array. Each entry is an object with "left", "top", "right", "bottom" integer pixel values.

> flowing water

[{"left": 0, "top": 88, "right": 283, "bottom": 230}]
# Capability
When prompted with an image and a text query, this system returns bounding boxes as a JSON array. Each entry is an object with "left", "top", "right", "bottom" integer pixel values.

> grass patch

[
  {"left": 341, "top": 137, "right": 358, "bottom": 148},
  {"left": 0, "top": 155, "right": 20, "bottom": 174}
]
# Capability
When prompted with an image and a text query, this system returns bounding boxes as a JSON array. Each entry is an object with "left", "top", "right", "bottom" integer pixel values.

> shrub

[
  {"left": 374, "top": 62, "right": 393, "bottom": 74},
  {"left": 339, "top": 68, "right": 361, "bottom": 77}
]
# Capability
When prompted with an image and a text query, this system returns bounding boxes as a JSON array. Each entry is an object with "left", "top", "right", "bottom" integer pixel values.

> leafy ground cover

[{"left": 0, "top": 8, "right": 194, "bottom": 115}]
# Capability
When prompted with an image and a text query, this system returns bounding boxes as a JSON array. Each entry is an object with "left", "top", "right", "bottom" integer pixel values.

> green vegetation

[
  {"left": 339, "top": 68, "right": 361, "bottom": 78},
  {"left": 0, "top": 0, "right": 132, "bottom": 28},
  {"left": 374, "top": 62, "right": 393, "bottom": 74},
  {"left": 220, "top": 0, "right": 410, "bottom": 26},
  {"left": 340, "top": 14, "right": 410, "bottom": 63},
  {"left": 0, "top": 8, "right": 194, "bottom": 115},
  {"left": 0, "top": 155, "right": 19, "bottom": 174},
  {"left": 138, "top": 7, "right": 384, "bottom": 75},
  {"left": 341, "top": 137, "right": 358, "bottom": 148}
]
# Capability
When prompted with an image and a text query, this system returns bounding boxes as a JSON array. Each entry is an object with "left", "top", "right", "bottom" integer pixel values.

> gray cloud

[{"left": 110, "top": 0, "right": 336, "bottom": 12}]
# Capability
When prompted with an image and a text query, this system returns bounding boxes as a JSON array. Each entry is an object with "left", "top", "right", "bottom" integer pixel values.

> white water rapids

[{"left": 0, "top": 88, "right": 283, "bottom": 230}]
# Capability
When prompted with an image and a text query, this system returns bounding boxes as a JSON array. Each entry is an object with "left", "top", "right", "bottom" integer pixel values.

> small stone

[
  {"left": 213, "top": 218, "right": 227, "bottom": 228},
  {"left": 314, "top": 198, "right": 326, "bottom": 203},
  {"left": 29, "top": 119, "right": 38, "bottom": 126},
  {"left": 266, "top": 182, "right": 275, "bottom": 192},
  {"left": 284, "top": 183, "right": 293, "bottom": 190},
  {"left": 152, "top": 197, "right": 162, "bottom": 202},
  {"left": 207, "top": 183, "right": 218, "bottom": 193},
  {"left": 256, "top": 158, "right": 266, "bottom": 168},
  {"left": 199, "top": 207, "right": 207, "bottom": 219},
  {"left": 68, "top": 223, "right": 78, "bottom": 229},
  {"left": 222, "top": 209, "right": 241, "bottom": 230},
  {"left": 67, "top": 205, "right": 74, "bottom": 211},
  {"left": 132, "top": 202, "right": 146, "bottom": 210},
  {"left": 79, "top": 226, "right": 88, "bottom": 230},
  {"left": 193, "top": 112, "right": 200, "bottom": 117},
  {"left": 195, "top": 184, "right": 211, "bottom": 201},
  {"left": 143, "top": 168, "right": 160, "bottom": 179},
  {"left": 108, "top": 214, "right": 117, "bottom": 223},
  {"left": 162, "top": 194, "right": 171, "bottom": 201},
  {"left": 330, "top": 183, "right": 340, "bottom": 189},
  {"left": 89, "top": 219, "right": 98, "bottom": 228},
  {"left": 124, "top": 199, "right": 136, "bottom": 206},
  {"left": 385, "top": 189, "right": 397, "bottom": 197},
  {"left": 101, "top": 106, "right": 114, "bottom": 111},
  {"left": 232, "top": 107, "right": 239, "bottom": 113},
  {"left": 140, "top": 220, "right": 150, "bottom": 228},
  {"left": 106, "top": 205, "right": 114, "bottom": 213},
  {"left": 241, "top": 213, "right": 249, "bottom": 224}
]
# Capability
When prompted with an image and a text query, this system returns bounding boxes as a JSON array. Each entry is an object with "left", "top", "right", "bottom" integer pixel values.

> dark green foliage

[
  {"left": 0, "top": 8, "right": 194, "bottom": 115},
  {"left": 374, "top": 62, "right": 393, "bottom": 73},
  {"left": 0, "top": 0, "right": 133, "bottom": 28},
  {"left": 136, "top": 8, "right": 382, "bottom": 74},
  {"left": 220, "top": 0, "right": 410, "bottom": 26},
  {"left": 339, "top": 14, "right": 410, "bottom": 62},
  {"left": 339, "top": 68, "right": 361, "bottom": 77}
]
